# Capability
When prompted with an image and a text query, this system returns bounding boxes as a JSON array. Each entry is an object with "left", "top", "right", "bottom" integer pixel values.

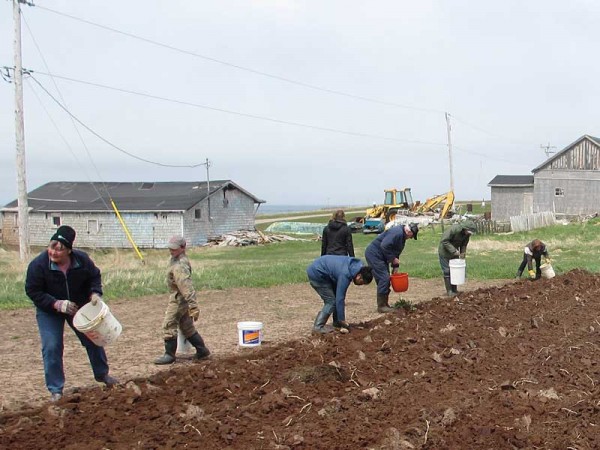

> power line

[
  {"left": 30, "top": 70, "right": 448, "bottom": 147},
  {"left": 35, "top": 5, "right": 444, "bottom": 115},
  {"left": 33, "top": 6, "right": 546, "bottom": 148},
  {"left": 29, "top": 75, "right": 210, "bottom": 168},
  {"left": 22, "top": 12, "right": 112, "bottom": 211}
]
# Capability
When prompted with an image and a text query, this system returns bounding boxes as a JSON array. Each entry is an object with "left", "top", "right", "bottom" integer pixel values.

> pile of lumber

[{"left": 204, "top": 230, "right": 308, "bottom": 247}]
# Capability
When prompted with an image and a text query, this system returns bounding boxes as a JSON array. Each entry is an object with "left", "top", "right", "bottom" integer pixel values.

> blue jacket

[
  {"left": 365, "top": 225, "right": 408, "bottom": 263},
  {"left": 306, "top": 255, "right": 363, "bottom": 319},
  {"left": 25, "top": 249, "right": 103, "bottom": 313}
]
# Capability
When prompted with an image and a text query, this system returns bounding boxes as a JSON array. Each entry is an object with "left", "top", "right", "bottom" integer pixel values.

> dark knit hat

[{"left": 51, "top": 225, "right": 76, "bottom": 249}]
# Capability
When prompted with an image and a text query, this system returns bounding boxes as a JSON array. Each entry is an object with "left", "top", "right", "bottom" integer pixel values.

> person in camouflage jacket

[{"left": 154, "top": 236, "right": 211, "bottom": 365}]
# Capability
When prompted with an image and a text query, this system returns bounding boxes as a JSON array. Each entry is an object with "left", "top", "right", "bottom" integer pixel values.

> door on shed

[{"left": 522, "top": 193, "right": 533, "bottom": 214}]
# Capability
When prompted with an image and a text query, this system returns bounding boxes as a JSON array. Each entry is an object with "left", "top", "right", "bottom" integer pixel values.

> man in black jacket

[
  {"left": 321, "top": 210, "right": 355, "bottom": 257},
  {"left": 25, "top": 225, "right": 118, "bottom": 402}
]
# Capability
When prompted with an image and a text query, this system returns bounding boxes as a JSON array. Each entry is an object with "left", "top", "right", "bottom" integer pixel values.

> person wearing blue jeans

[
  {"left": 306, "top": 255, "right": 373, "bottom": 333},
  {"left": 25, "top": 225, "right": 118, "bottom": 402}
]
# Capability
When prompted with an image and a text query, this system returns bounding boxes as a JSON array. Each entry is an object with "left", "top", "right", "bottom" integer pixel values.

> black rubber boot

[
  {"left": 312, "top": 311, "right": 333, "bottom": 334},
  {"left": 515, "top": 270, "right": 523, "bottom": 279},
  {"left": 377, "top": 293, "right": 394, "bottom": 313},
  {"left": 187, "top": 332, "right": 211, "bottom": 360},
  {"left": 154, "top": 338, "right": 177, "bottom": 365},
  {"left": 451, "top": 284, "right": 459, "bottom": 294},
  {"left": 444, "top": 277, "right": 455, "bottom": 297}
]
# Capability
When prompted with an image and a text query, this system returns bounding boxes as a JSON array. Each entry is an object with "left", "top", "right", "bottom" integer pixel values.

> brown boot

[{"left": 377, "top": 294, "right": 394, "bottom": 313}]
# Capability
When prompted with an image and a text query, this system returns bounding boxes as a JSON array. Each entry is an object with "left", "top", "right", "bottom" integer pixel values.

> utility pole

[
  {"left": 205, "top": 158, "right": 211, "bottom": 221},
  {"left": 14, "top": 0, "right": 30, "bottom": 262},
  {"left": 445, "top": 112, "right": 455, "bottom": 193},
  {"left": 540, "top": 143, "right": 556, "bottom": 158}
]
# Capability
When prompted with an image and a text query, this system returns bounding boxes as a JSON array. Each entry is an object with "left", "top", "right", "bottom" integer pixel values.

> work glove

[
  {"left": 453, "top": 251, "right": 460, "bottom": 258},
  {"left": 189, "top": 305, "right": 200, "bottom": 321},
  {"left": 544, "top": 257, "right": 552, "bottom": 264},
  {"left": 459, "top": 252, "right": 466, "bottom": 259},
  {"left": 528, "top": 270, "right": 536, "bottom": 279},
  {"left": 54, "top": 300, "right": 78, "bottom": 316},
  {"left": 90, "top": 293, "right": 102, "bottom": 306}
]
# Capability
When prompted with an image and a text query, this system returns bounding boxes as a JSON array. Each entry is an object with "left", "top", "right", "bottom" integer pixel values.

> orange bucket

[{"left": 390, "top": 272, "right": 409, "bottom": 292}]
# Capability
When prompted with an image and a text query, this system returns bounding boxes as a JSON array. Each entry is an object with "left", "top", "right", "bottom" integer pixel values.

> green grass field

[{"left": 1, "top": 214, "right": 598, "bottom": 310}]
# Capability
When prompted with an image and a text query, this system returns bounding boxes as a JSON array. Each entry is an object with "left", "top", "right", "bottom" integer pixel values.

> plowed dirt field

[{"left": 1, "top": 271, "right": 600, "bottom": 449}]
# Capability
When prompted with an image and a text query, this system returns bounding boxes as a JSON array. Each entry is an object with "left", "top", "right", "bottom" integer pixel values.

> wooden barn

[
  {"left": 486, "top": 175, "right": 534, "bottom": 221},
  {"left": 1, "top": 180, "right": 265, "bottom": 249},
  {"left": 488, "top": 135, "right": 600, "bottom": 221}
]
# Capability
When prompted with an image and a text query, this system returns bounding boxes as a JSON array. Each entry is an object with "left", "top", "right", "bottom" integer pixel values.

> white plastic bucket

[
  {"left": 73, "top": 300, "right": 122, "bottom": 347},
  {"left": 177, "top": 328, "right": 194, "bottom": 354},
  {"left": 237, "top": 321, "right": 263, "bottom": 347},
  {"left": 449, "top": 259, "right": 466, "bottom": 285},
  {"left": 540, "top": 263, "right": 555, "bottom": 279}
]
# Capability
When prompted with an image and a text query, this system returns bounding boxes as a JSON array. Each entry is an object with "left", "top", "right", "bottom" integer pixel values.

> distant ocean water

[
  {"left": 257, "top": 204, "right": 328, "bottom": 215},
  {"left": 256, "top": 204, "right": 364, "bottom": 215}
]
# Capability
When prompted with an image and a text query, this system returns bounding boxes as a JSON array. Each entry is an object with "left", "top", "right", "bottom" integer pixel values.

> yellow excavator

[
  {"left": 414, "top": 191, "right": 455, "bottom": 219},
  {"left": 362, "top": 188, "right": 415, "bottom": 233}
]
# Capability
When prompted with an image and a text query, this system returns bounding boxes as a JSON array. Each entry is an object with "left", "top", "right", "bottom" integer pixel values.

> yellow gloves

[{"left": 528, "top": 270, "right": 536, "bottom": 279}]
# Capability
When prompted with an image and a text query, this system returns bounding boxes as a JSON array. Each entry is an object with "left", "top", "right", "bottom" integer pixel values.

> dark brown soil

[{"left": 2, "top": 271, "right": 600, "bottom": 449}]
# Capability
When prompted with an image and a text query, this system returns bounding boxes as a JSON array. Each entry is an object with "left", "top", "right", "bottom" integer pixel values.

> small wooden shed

[{"left": 488, "top": 135, "right": 600, "bottom": 221}]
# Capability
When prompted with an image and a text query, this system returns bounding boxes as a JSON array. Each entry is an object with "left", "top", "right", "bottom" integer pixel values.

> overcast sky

[{"left": 1, "top": 0, "right": 599, "bottom": 208}]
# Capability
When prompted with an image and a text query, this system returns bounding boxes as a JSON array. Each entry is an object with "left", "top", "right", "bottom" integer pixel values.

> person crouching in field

[
  {"left": 154, "top": 236, "right": 210, "bottom": 365},
  {"left": 307, "top": 255, "right": 373, "bottom": 333},
  {"left": 516, "top": 239, "right": 550, "bottom": 280}
]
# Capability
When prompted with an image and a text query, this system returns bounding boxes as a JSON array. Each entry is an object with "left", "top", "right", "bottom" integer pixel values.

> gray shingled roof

[
  {"left": 3, "top": 181, "right": 265, "bottom": 212},
  {"left": 487, "top": 175, "right": 534, "bottom": 187}
]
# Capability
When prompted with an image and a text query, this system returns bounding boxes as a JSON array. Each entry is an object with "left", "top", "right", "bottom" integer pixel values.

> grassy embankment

[{"left": 1, "top": 207, "right": 598, "bottom": 310}]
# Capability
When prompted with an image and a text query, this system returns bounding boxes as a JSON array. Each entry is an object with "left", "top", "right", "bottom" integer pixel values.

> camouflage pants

[{"left": 161, "top": 293, "right": 197, "bottom": 340}]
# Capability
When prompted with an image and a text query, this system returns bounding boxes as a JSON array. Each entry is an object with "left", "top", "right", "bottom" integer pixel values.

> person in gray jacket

[{"left": 438, "top": 220, "right": 477, "bottom": 296}]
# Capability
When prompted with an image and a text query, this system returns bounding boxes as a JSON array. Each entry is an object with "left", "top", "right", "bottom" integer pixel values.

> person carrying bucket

[
  {"left": 438, "top": 220, "right": 477, "bottom": 297},
  {"left": 306, "top": 255, "right": 373, "bottom": 333},
  {"left": 516, "top": 239, "right": 550, "bottom": 280},
  {"left": 154, "top": 236, "right": 211, "bottom": 365},
  {"left": 25, "top": 225, "right": 119, "bottom": 402},
  {"left": 364, "top": 223, "right": 419, "bottom": 313}
]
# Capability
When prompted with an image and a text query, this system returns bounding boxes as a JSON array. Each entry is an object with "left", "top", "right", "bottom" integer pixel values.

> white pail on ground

[
  {"left": 540, "top": 263, "right": 555, "bottom": 279},
  {"left": 177, "top": 328, "right": 194, "bottom": 354},
  {"left": 237, "top": 321, "right": 263, "bottom": 347},
  {"left": 449, "top": 259, "right": 466, "bottom": 285},
  {"left": 73, "top": 300, "right": 122, "bottom": 346}
]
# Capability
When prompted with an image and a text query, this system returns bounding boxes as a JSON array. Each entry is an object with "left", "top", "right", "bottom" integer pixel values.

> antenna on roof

[{"left": 540, "top": 143, "right": 556, "bottom": 158}]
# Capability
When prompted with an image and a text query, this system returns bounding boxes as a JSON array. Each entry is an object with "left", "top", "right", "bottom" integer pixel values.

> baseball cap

[
  {"left": 167, "top": 235, "right": 186, "bottom": 249},
  {"left": 408, "top": 223, "right": 419, "bottom": 240}
]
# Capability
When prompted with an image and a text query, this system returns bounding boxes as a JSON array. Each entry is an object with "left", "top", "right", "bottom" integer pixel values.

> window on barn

[
  {"left": 52, "top": 216, "right": 61, "bottom": 227},
  {"left": 194, "top": 208, "right": 202, "bottom": 220},
  {"left": 140, "top": 182, "right": 154, "bottom": 190},
  {"left": 554, "top": 187, "right": 565, "bottom": 197},
  {"left": 223, "top": 190, "right": 229, "bottom": 208},
  {"left": 87, "top": 219, "right": 99, "bottom": 234}
]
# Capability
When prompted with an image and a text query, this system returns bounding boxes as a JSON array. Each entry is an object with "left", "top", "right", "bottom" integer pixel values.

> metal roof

[
  {"left": 2, "top": 181, "right": 265, "bottom": 212},
  {"left": 487, "top": 175, "right": 534, "bottom": 187}
]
